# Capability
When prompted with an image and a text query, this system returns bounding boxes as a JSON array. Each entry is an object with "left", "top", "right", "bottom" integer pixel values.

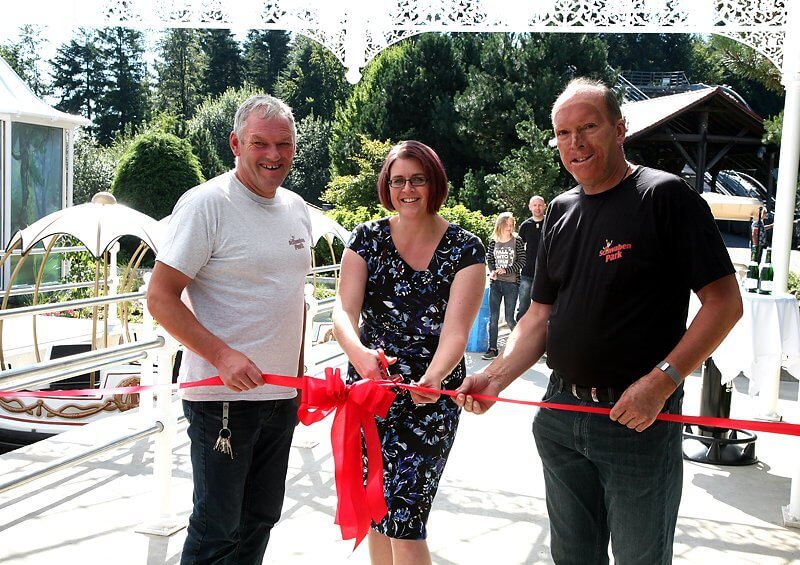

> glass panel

[{"left": 10, "top": 122, "right": 65, "bottom": 286}]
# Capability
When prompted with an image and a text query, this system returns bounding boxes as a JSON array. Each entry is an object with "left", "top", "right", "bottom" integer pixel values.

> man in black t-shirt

[
  {"left": 516, "top": 195, "right": 546, "bottom": 322},
  {"left": 456, "top": 78, "right": 742, "bottom": 564}
]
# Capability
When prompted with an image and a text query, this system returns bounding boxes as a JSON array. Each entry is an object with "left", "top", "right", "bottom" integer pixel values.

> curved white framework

[{"left": 5, "top": 0, "right": 800, "bottom": 526}]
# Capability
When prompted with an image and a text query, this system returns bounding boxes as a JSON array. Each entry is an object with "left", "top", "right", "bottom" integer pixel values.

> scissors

[{"left": 377, "top": 350, "right": 391, "bottom": 380}]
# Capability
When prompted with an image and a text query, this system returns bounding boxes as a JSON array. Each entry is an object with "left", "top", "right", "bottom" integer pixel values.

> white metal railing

[
  {"left": 0, "top": 337, "right": 164, "bottom": 392},
  {"left": 0, "top": 291, "right": 145, "bottom": 319},
  {"left": 0, "top": 422, "right": 164, "bottom": 496},
  {"left": 6, "top": 281, "right": 106, "bottom": 297},
  {"left": 0, "top": 286, "right": 334, "bottom": 535}
]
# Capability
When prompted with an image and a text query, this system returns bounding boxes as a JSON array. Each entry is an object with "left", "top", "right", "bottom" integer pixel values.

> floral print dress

[{"left": 346, "top": 218, "right": 485, "bottom": 540}]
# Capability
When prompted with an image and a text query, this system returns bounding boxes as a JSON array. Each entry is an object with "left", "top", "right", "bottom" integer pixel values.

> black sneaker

[{"left": 481, "top": 348, "right": 498, "bottom": 360}]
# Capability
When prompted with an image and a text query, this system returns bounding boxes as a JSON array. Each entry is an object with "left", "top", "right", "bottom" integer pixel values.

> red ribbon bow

[{"left": 297, "top": 367, "right": 396, "bottom": 548}]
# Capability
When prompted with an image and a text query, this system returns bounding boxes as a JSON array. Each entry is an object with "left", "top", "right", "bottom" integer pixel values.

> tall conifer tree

[{"left": 154, "top": 29, "right": 206, "bottom": 120}]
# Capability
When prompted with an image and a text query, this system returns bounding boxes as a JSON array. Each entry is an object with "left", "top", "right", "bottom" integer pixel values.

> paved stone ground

[{"left": 1, "top": 347, "right": 799, "bottom": 564}]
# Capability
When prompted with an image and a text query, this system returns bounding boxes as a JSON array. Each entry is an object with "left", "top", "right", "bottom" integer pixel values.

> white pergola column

[
  {"left": 771, "top": 0, "right": 800, "bottom": 295},
  {"left": 776, "top": 0, "right": 800, "bottom": 527}
]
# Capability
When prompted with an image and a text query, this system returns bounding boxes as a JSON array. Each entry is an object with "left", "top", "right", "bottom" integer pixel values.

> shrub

[
  {"left": 111, "top": 132, "right": 204, "bottom": 221},
  {"left": 440, "top": 204, "right": 493, "bottom": 246},
  {"left": 187, "top": 86, "right": 259, "bottom": 171}
]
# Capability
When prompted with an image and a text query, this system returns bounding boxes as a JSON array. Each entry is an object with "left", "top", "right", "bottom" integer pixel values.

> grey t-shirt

[
  {"left": 156, "top": 171, "right": 312, "bottom": 401},
  {"left": 493, "top": 239, "right": 517, "bottom": 283}
]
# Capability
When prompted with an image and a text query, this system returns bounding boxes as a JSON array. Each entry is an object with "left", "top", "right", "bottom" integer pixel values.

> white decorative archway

[
  {"left": 4, "top": 0, "right": 800, "bottom": 528},
  {"left": 9, "top": 0, "right": 796, "bottom": 288}
]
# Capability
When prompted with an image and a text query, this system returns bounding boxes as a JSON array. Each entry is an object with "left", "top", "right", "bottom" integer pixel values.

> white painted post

[
  {"left": 771, "top": 2, "right": 800, "bottom": 295},
  {"left": 107, "top": 242, "right": 120, "bottom": 326},
  {"left": 135, "top": 331, "right": 185, "bottom": 536},
  {"left": 138, "top": 273, "right": 155, "bottom": 420},
  {"left": 304, "top": 283, "right": 318, "bottom": 376},
  {"left": 779, "top": 0, "right": 800, "bottom": 529}
]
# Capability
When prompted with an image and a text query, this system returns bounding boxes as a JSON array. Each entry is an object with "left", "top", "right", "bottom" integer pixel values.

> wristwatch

[{"left": 656, "top": 360, "right": 682, "bottom": 386}]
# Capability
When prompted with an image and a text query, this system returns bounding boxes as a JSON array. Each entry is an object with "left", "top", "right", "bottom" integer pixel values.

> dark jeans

[
  {"left": 488, "top": 279, "right": 519, "bottom": 349},
  {"left": 181, "top": 399, "right": 297, "bottom": 565},
  {"left": 532, "top": 376, "right": 684, "bottom": 565},
  {"left": 516, "top": 274, "right": 534, "bottom": 322}
]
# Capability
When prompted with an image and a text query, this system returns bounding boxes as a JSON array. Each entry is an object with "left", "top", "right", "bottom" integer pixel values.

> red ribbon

[
  {"left": 295, "top": 367, "right": 395, "bottom": 548},
  {"left": 8, "top": 371, "right": 800, "bottom": 550},
  {"left": 181, "top": 370, "right": 396, "bottom": 547}
]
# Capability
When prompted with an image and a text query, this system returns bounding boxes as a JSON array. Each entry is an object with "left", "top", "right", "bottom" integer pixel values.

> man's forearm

[
  {"left": 486, "top": 302, "right": 549, "bottom": 390},
  {"left": 661, "top": 274, "right": 743, "bottom": 379}
]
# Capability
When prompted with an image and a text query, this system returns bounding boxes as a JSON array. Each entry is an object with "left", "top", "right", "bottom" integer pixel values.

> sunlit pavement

[{"left": 1, "top": 342, "right": 799, "bottom": 564}]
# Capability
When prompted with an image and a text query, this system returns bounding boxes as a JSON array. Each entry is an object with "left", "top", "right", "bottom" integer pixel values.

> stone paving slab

[{"left": 0, "top": 354, "right": 799, "bottom": 564}]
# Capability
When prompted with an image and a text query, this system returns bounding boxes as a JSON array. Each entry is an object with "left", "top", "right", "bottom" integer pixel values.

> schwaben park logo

[
  {"left": 599, "top": 240, "right": 631, "bottom": 263},
  {"left": 289, "top": 236, "right": 306, "bottom": 250}
]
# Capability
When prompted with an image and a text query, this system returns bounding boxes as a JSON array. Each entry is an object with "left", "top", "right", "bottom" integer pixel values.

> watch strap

[{"left": 657, "top": 360, "right": 682, "bottom": 386}]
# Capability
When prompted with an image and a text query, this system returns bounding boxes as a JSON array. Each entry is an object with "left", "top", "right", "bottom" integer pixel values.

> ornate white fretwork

[{"left": 7, "top": 0, "right": 793, "bottom": 82}]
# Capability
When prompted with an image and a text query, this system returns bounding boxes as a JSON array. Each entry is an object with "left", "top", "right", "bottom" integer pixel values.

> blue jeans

[
  {"left": 181, "top": 399, "right": 297, "bottom": 565},
  {"left": 516, "top": 275, "right": 534, "bottom": 322},
  {"left": 532, "top": 376, "right": 684, "bottom": 565},
  {"left": 488, "top": 280, "right": 519, "bottom": 349}
]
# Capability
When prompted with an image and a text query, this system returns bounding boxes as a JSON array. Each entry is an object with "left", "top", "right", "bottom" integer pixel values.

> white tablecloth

[{"left": 690, "top": 292, "right": 800, "bottom": 396}]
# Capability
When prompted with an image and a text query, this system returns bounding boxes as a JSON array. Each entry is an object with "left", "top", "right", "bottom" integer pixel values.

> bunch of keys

[{"left": 214, "top": 401, "right": 234, "bottom": 459}]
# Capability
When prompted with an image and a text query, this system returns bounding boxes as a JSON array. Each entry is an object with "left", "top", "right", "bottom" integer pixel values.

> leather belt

[{"left": 553, "top": 374, "right": 626, "bottom": 403}]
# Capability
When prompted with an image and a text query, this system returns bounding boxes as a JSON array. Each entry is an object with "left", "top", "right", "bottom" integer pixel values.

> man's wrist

[{"left": 655, "top": 360, "right": 682, "bottom": 387}]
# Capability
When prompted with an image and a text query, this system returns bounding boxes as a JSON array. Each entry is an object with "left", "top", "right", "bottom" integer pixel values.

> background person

[
  {"left": 516, "top": 195, "right": 547, "bottom": 321},
  {"left": 483, "top": 212, "right": 525, "bottom": 360},
  {"left": 333, "top": 140, "right": 485, "bottom": 565},
  {"left": 147, "top": 95, "right": 311, "bottom": 564},
  {"left": 456, "top": 78, "right": 742, "bottom": 564}
]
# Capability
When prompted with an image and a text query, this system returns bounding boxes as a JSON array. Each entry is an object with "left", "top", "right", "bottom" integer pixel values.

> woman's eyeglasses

[{"left": 389, "top": 176, "right": 428, "bottom": 189}]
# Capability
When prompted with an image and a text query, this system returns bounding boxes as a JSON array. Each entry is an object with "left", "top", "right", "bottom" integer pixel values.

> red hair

[{"left": 377, "top": 140, "right": 448, "bottom": 213}]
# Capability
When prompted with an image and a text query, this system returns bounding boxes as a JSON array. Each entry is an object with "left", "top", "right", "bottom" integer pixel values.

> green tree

[
  {"left": 72, "top": 133, "right": 126, "bottom": 204},
  {"left": 189, "top": 127, "right": 227, "bottom": 180},
  {"left": 242, "top": 30, "right": 290, "bottom": 94},
  {"left": 330, "top": 34, "right": 471, "bottom": 184},
  {"left": 456, "top": 33, "right": 609, "bottom": 165},
  {"left": 50, "top": 29, "right": 107, "bottom": 124},
  {"left": 95, "top": 27, "right": 150, "bottom": 144},
  {"left": 458, "top": 169, "right": 493, "bottom": 215},
  {"left": 111, "top": 132, "right": 204, "bottom": 221},
  {"left": 187, "top": 85, "right": 259, "bottom": 171},
  {"left": 1, "top": 25, "right": 48, "bottom": 96},
  {"left": 154, "top": 29, "right": 206, "bottom": 120},
  {"left": 321, "top": 136, "right": 393, "bottom": 212},
  {"left": 484, "top": 120, "right": 562, "bottom": 219},
  {"left": 287, "top": 114, "right": 333, "bottom": 204},
  {"left": 702, "top": 35, "right": 784, "bottom": 118},
  {"left": 200, "top": 29, "right": 243, "bottom": 98},
  {"left": 439, "top": 204, "right": 493, "bottom": 246},
  {"left": 603, "top": 34, "right": 697, "bottom": 75},
  {"left": 275, "top": 36, "right": 351, "bottom": 122}
]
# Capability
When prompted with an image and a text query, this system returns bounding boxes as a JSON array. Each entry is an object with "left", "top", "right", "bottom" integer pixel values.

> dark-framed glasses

[{"left": 389, "top": 175, "right": 428, "bottom": 189}]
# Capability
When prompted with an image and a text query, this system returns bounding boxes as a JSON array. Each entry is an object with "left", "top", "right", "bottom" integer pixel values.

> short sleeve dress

[{"left": 346, "top": 217, "right": 485, "bottom": 540}]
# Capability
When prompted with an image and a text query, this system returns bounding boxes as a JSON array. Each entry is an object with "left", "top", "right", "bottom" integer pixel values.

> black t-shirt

[
  {"left": 532, "top": 166, "right": 734, "bottom": 387},
  {"left": 518, "top": 216, "right": 544, "bottom": 278}
]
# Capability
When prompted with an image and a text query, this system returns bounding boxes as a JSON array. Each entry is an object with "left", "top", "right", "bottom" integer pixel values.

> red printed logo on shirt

[
  {"left": 289, "top": 236, "right": 306, "bottom": 250},
  {"left": 598, "top": 240, "right": 632, "bottom": 263}
]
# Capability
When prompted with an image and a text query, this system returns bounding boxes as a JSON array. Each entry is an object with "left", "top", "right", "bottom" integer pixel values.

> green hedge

[{"left": 111, "top": 132, "right": 204, "bottom": 221}]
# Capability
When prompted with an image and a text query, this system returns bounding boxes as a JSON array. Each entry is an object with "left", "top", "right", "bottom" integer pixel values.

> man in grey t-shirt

[{"left": 148, "top": 95, "right": 311, "bottom": 564}]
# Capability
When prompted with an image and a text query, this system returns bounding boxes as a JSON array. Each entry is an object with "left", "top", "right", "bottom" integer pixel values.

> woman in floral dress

[{"left": 333, "top": 140, "right": 486, "bottom": 564}]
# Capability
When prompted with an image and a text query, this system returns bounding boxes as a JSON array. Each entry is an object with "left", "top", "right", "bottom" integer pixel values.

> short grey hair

[
  {"left": 233, "top": 95, "right": 296, "bottom": 143},
  {"left": 551, "top": 77, "right": 623, "bottom": 125}
]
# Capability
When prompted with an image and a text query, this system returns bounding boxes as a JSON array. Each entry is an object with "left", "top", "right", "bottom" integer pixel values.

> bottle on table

[
  {"left": 744, "top": 246, "right": 760, "bottom": 293},
  {"left": 758, "top": 247, "right": 774, "bottom": 295}
]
